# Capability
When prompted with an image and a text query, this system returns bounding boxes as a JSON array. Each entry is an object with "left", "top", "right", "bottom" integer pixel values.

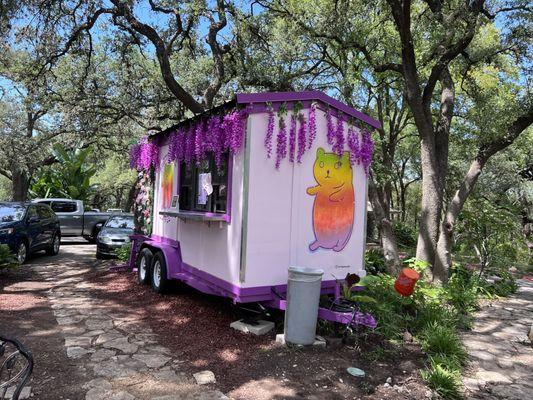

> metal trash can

[{"left": 284, "top": 266, "right": 324, "bottom": 345}]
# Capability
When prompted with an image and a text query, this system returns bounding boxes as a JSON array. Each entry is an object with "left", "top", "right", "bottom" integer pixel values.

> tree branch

[{"left": 111, "top": 0, "right": 205, "bottom": 114}]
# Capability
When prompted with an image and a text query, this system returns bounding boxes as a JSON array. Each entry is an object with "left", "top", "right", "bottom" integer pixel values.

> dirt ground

[{"left": 1, "top": 241, "right": 431, "bottom": 399}]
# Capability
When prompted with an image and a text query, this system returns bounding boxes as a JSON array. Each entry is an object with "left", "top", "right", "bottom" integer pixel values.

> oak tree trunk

[
  {"left": 11, "top": 166, "right": 30, "bottom": 201},
  {"left": 415, "top": 136, "right": 443, "bottom": 267},
  {"left": 368, "top": 175, "right": 401, "bottom": 275},
  {"left": 434, "top": 109, "right": 533, "bottom": 281}
]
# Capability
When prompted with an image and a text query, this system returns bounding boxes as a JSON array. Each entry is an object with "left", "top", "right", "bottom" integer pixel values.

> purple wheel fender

[{"left": 130, "top": 235, "right": 182, "bottom": 279}]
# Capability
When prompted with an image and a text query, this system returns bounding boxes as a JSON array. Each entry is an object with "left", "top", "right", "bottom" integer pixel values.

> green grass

[
  {"left": 420, "top": 323, "right": 467, "bottom": 366},
  {"left": 422, "top": 360, "right": 464, "bottom": 400}
]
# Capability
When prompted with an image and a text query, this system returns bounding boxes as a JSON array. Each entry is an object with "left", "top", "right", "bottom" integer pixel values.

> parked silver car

[{"left": 96, "top": 214, "right": 134, "bottom": 259}]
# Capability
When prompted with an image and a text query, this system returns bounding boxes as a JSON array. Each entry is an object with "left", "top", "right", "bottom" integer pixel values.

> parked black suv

[{"left": 0, "top": 202, "right": 61, "bottom": 263}]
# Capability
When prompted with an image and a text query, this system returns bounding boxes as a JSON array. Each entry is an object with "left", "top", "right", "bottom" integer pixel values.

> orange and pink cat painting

[{"left": 306, "top": 148, "right": 355, "bottom": 252}]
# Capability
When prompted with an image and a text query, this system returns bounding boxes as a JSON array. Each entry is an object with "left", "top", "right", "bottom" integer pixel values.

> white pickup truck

[{"left": 33, "top": 198, "right": 112, "bottom": 242}]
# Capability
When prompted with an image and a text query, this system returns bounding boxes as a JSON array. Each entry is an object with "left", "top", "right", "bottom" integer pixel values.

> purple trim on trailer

[
  {"left": 236, "top": 91, "right": 381, "bottom": 129},
  {"left": 129, "top": 234, "right": 375, "bottom": 327},
  {"left": 265, "top": 298, "right": 377, "bottom": 329},
  {"left": 131, "top": 234, "right": 341, "bottom": 303}
]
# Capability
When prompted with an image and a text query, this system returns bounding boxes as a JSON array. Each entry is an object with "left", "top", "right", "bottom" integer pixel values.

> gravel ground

[{"left": 1, "top": 241, "right": 432, "bottom": 399}]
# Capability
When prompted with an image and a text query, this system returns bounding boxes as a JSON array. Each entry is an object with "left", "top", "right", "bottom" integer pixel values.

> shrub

[
  {"left": 444, "top": 265, "right": 482, "bottom": 315},
  {"left": 0, "top": 244, "right": 19, "bottom": 270},
  {"left": 357, "top": 274, "right": 412, "bottom": 339},
  {"left": 364, "top": 248, "right": 387, "bottom": 275},
  {"left": 115, "top": 243, "right": 132, "bottom": 263}
]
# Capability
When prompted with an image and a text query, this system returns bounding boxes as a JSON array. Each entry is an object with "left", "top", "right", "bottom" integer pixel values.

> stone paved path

[
  {"left": 30, "top": 243, "right": 228, "bottom": 400},
  {"left": 462, "top": 279, "right": 533, "bottom": 400}
]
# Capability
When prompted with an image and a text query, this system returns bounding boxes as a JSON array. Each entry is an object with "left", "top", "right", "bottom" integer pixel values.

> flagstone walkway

[
  {"left": 462, "top": 279, "right": 533, "bottom": 400},
  {"left": 30, "top": 243, "right": 228, "bottom": 400}
]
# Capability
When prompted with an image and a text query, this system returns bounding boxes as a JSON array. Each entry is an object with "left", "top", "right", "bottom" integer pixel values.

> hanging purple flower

[
  {"left": 275, "top": 112, "right": 287, "bottom": 169},
  {"left": 230, "top": 109, "right": 248, "bottom": 153},
  {"left": 185, "top": 125, "right": 195, "bottom": 166},
  {"left": 333, "top": 115, "right": 345, "bottom": 156},
  {"left": 265, "top": 107, "right": 275, "bottom": 158},
  {"left": 208, "top": 115, "right": 224, "bottom": 169},
  {"left": 194, "top": 119, "right": 205, "bottom": 164},
  {"left": 326, "top": 108, "right": 335, "bottom": 146},
  {"left": 297, "top": 113, "right": 306, "bottom": 163},
  {"left": 167, "top": 130, "right": 183, "bottom": 163},
  {"left": 288, "top": 113, "right": 297, "bottom": 163},
  {"left": 149, "top": 142, "right": 160, "bottom": 171},
  {"left": 136, "top": 140, "right": 160, "bottom": 171},
  {"left": 221, "top": 110, "right": 247, "bottom": 154},
  {"left": 360, "top": 128, "right": 375, "bottom": 175},
  {"left": 347, "top": 125, "right": 360, "bottom": 166},
  {"left": 307, "top": 103, "right": 316, "bottom": 150}
]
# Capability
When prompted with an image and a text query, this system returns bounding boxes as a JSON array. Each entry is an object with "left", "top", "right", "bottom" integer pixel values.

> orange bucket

[{"left": 394, "top": 268, "right": 420, "bottom": 296}]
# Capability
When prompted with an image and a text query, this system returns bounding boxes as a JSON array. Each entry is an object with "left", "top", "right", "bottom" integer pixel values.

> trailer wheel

[
  {"left": 137, "top": 248, "right": 153, "bottom": 285},
  {"left": 151, "top": 251, "right": 169, "bottom": 294}
]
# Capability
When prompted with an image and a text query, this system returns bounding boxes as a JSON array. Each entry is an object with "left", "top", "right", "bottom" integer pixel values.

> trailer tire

[
  {"left": 151, "top": 251, "right": 169, "bottom": 294},
  {"left": 137, "top": 248, "right": 153, "bottom": 285}
]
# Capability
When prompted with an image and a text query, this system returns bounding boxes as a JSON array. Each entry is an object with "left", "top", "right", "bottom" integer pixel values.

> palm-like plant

[{"left": 30, "top": 145, "right": 98, "bottom": 202}]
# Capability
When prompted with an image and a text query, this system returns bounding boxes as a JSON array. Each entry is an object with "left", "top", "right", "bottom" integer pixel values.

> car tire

[
  {"left": 137, "top": 248, "right": 153, "bottom": 285},
  {"left": 17, "top": 241, "right": 28, "bottom": 264},
  {"left": 96, "top": 251, "right": 105, "bottom": 259},
  {"left": 151, "top": 251, "right": 169, "bottom": 294},
  {"left": 46, "top": 233, "right": 61, "bottom": 255}
]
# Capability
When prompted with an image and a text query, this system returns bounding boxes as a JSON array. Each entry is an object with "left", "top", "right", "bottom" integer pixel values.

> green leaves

[
  {"left": 30, "top": 144, "right": 98, "bottom": 202},
  {"left": 0, "top": 244, "right": 19, "bottom": 269}
]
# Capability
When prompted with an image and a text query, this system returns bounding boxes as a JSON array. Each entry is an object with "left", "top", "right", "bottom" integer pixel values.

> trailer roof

[{"left": 151, "top": 90, "right": 380, "bottom": 141}]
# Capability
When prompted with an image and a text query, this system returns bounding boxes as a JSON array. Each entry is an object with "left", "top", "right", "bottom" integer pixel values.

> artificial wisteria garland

[
  {"left": 307, "top": 103, "right": 317, "bottom": 150},
  {"left": 130, "top": 136, "right": 160, "bottom": 171},
  {"left": 326, "top": 108, "right": 335, "bottom": 146},
  {"left": 265, "top": 102, "right": 375, "bottom": 174},
  {"left": 275, "top": 108, "right": 288, "bottom": 169},
  {"left": 130, "top": 109, "right": 248, "bottom": 172},
  {"left": 333, "top": 115, "right": 345, "bottom": 156},
  {"left": 265, "top": 106, "right": 275, "bottom": 158},
  {"left": 297, "top": 112, "right": 307, "bottom": 163},
  {"left": 288, "top": 114, "right": 297, "bottom": 163}
]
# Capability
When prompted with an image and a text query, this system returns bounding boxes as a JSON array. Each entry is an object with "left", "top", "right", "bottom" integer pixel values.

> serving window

[{"left": 179, "top": 152, "right": 229, "bottom": 214}]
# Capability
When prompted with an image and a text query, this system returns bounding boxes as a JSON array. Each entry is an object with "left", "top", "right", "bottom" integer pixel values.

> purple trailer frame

[{"left": 127, "top": 234, "right": 376, "bottom": 329}]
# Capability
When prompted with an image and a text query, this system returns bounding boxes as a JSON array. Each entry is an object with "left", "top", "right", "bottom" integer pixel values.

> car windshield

[
  {"left": 0, "top": 205, "right": 26, "bottom": 222},
  {"left": 105, "top": 216, "right": 134, "bottom": 229}
]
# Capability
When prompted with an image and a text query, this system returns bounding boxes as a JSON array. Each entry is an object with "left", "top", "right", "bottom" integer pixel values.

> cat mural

[{"left": 306, "top": 148, "right": 355, "bottom": 252}]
